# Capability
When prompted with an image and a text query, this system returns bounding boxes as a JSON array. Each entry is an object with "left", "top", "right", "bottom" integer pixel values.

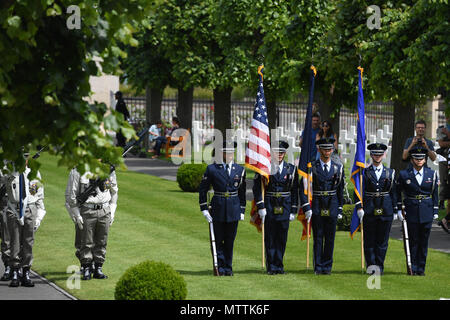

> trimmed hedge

[
  {"left": 337, "top": 204, "right": 355, "bottom": 231},
  {"left": 114, "top": 260, "right": 187, "bottom": 300},
  {"left": 176, "top": 163, "right": 207, "bottom": 192}
]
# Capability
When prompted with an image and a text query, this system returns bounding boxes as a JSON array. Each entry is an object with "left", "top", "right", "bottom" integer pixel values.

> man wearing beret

[
  {"left": 355, "top": 143, "right": 397, "bottom": 275},
  {"left": 199, "top": 141, "right": 246, "bottom": 276},
  {"left": 253, "top": 141, "right": 299, "bottom": 275},
  {"left": 396, "top": 146, "right": 439, "bottom": 276},
  {"left": 299, "top": 137, "right": 345, "bottom": 275}
]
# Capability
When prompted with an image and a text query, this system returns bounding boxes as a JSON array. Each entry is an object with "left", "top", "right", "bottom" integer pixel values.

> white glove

[
  {"left": 72, "top": 207, "right": 83, "bottom": 230},
  {"left": 258, "top": 208, "right": 267, "bottom": 219},
  {"left": 393, "top": 213, "right": 398, "bottom": 221},
  {"left": 34, "top": 219, "right": 41, "bottom": 231},
  {"left": 337, "top": 214, "right": 343, "bottom": 220},
  {"left": 397, "top": 210, "right": 404, "bottom": 222},
  {"left": 433, "top": 214, "right": 438, "bottom": 220},
  {"left": 357, "top": 209, "right": 364, "bottom": 221},
  {"left": 305, "top": 210, "right": 312, "bottom": 223},
  {"left": 202, "top": 210, "right": 212, "bottom": 223},
  {"left": 240, "top": 213, "right": 245, "bottom": 221},
  {"left": 110, "top": 203, "right": 117, "bottom": 226},
  {"left": 289, "top": 213, "right": 296, "bottom": 221}
]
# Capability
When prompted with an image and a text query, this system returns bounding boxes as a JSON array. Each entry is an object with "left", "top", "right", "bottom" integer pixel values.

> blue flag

[
  {"left": 350, "top": 67, "right": 366, "bottom": 239},
  {"left": 298, "top": 66, "right": 317, "bottom": 200}
]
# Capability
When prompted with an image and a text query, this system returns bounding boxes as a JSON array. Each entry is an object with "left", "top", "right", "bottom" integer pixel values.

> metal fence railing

[{"left": 124, "top": 95, "right": 397, "bottom": 139}]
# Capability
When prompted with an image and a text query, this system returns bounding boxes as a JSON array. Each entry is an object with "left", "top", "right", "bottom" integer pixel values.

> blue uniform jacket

[
  {"left": 252, "top": 162, "right": 299, "bottom": 221},
  {"left": 199, "top": 163, "right": 246, "bottom": 222},
  {"left": 299, "top": 160, "right": 345, "bottom": 218},
  {"left": 355, "top": 165, "right": 397, "bottom": 219},
  {"left": 396, "top": 167, "right": 439, "bottom": 224}
]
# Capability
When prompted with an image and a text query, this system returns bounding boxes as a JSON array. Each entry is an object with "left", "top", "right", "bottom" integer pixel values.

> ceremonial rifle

[
  {"left": 207, "top": 190, "right": 219, "bottom": 276},
  {"left": 400, "top": 205, "right": 413, "bottom": 275}
]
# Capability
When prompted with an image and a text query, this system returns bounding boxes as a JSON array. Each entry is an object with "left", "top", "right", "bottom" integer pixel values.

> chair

[{"left": 165, "top": 128, "right": 190, "bottom": 158}]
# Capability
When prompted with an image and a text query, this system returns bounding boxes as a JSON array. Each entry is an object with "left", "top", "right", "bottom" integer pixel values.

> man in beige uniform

[
  {"left": 65, "top": 166, "right": 118, "bottom": 280},
  {"left": 5, "top": 158, "right": 46, "bottom": 287}
]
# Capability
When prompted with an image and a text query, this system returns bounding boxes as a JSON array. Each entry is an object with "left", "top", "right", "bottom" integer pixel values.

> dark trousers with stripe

[
  {"left": 363, "top": 216, "right": 392, "bottom": 272},
  {"left": 213, "top": 221, "right": 238, "bottom": 274},
  {"left": 312, "top": 215, "right": 337, "bottom": 273},
  {"left": 407, "top": 221, "right": 432, "bottom": 274},
  {"left": 264, "top": 219, "right": 289, "bottom": 273}
]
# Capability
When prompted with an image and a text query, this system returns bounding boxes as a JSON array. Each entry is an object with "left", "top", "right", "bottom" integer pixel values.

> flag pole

[
  {"left": 360, "top": 166, "right": 364, "bottom": 272},
  {"left": 306, "top": 168, "right": 311, "bottom": 270},
  {"left": 261, "top": 175, "right": 265, "bottom": 269}
]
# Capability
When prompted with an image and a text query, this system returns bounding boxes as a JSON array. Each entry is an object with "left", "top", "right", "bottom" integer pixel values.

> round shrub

[
  {"left": 114, "top": 260, "right": 187, "bottom": 300},
  {"left": 176, "top": 163, "right": 207, "bottom": 192}
]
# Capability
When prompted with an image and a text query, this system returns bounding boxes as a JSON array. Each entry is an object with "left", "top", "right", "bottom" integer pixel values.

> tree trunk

[
  {"left": 177, "top": 87, "right": 193, "bottom": 131},
  {"left": 390, "top": 100, "right": 415, "bottom": 171},
  {"left": 264, "top": 84, "right": 277, "bottom": 130},
  {"left": 146, "top": 86, "right": 164, "bottom": 125},
  {"left": 213, "top": 86, "right": 232, "bottom": 138},
  {"left": 144, "top": 86, "right": 163, "bottom": 150}
]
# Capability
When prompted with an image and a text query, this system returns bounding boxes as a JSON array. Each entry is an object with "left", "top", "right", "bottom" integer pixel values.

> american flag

[{"left": 245, "top": 65, "right": 271, "bottom": 179}]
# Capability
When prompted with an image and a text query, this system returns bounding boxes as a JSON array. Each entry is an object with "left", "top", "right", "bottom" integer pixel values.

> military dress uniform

[
  {"left": 300, "top": 138, "right": 345, "bottom": 275},
  {"left": 252, "top": 141, "right": 298, "bottom": 275},
  {"left": 199, "top": 142, "right": 246, "bottom": 276},
  {"left": 396, "top": 146, "right": 439, "bottom": 276},
  {"left": 66, "top": 167, "right": 118, "bottom": 280},
  {"left": 355, "top": 143, "right": 397, "bottom": 274},
  {"left": 5, "top": 167, "right": 46, "bottom": 287}
]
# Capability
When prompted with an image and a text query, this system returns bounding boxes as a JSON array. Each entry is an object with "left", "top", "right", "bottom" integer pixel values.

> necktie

[
  {"left": 323, "top": 164, "right": 328, "bottom": 174},
  {"left": 225, "top": 164, "right": 230, "bottom": 176}
]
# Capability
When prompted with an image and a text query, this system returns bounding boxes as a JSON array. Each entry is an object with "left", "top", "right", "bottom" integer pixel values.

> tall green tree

[
  {"left": 323, "top": 0, "right": 449, "bottom": 170},
  {"left": 0, "top": 0, "right": 155, "bottom": 176}
]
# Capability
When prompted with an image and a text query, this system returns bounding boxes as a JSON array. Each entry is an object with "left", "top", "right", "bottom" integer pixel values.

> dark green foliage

[
  {"left": 337, "top": 204, "right": 355, "bottom": 232},
  {"left": 115, "top": 260, "right": 187, "bottom": 300},
  {"left": 176, "top": 163, "right": 208, "bottom": 192}
]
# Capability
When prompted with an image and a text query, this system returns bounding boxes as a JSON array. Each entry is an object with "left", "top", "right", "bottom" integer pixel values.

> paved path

[
  {"left": 0, "top": 262, "right": 75, "bottom": 300},
  {"left": 125, "top": 156, "right": 450, "bottom": 254}
]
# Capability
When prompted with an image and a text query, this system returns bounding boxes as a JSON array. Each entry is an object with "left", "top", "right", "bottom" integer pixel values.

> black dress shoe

[
  {"left": 314, "top": 271, "right": 321, "bottom": 275},
  {"left": 277, "top": 270, "right": 286, "bottom": 275},
  {"left": 21, "top": 267, "right": 35, "bottom": 287},
  {"left": 224, "top": 271, "right": 233, "bottom": 276},
  {"left": 93, "top": 264, "right": 108, "bottom": 279},
  {"left": 1, "top": 266, "right": 11, "bottom": 281},
  {"left": 321, "top": 270, "right": 331, "bottom": 275},
  {"left": 82, "top": 264, "right": 92, "bottom": 280},
  {"left": 8, "top": 269, "right": 20, "bottom": 287},
  {"left": 267, "top": 271, "right": 276, "bottom": 275}
]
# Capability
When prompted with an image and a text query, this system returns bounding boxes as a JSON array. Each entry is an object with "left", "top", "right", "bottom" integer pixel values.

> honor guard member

[
  {"left": 396, "top": 146, "right": 439, "bottom": 276},
  {"left": 253, "top": 141, "right": 299, "bottom": 275},
  {"left": 66, "top": 165, "right": 118, "bottom": 280},
  {"left": 65, "top": 168, "right": 85, "bottom": 274},
  {"left": 199, "top": 141, "right": 246, "bottom": 276},
  {"left": 300, "top": 137, "right": 345, "bottom": 275},
  {"left": 356, "top": 143, "right": 397, "bottom": 274},
  {"left": 5, "top": 153, "right": 46, "bottom": 287},
  {"left": 0, "top": 169, "right": 12, "bottom": 281}
]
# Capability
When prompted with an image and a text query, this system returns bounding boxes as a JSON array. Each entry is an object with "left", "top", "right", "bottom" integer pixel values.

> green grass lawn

[{"left": 32, "top": 154, "right": 450, "bottom": 300}]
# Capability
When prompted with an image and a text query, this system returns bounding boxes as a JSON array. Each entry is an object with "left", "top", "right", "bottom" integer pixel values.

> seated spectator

[
  {"left": 152, "top": 116, "right": 181, "bottom": 159},
  {"left": 316, "top": 120, "right": 340, "bottom": 163},
  {"left": 402, "top": 119, "right": 436, "bottom": 166},
  {"left": 148, "top": 120, "right": 163, "bottom": 151}
]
